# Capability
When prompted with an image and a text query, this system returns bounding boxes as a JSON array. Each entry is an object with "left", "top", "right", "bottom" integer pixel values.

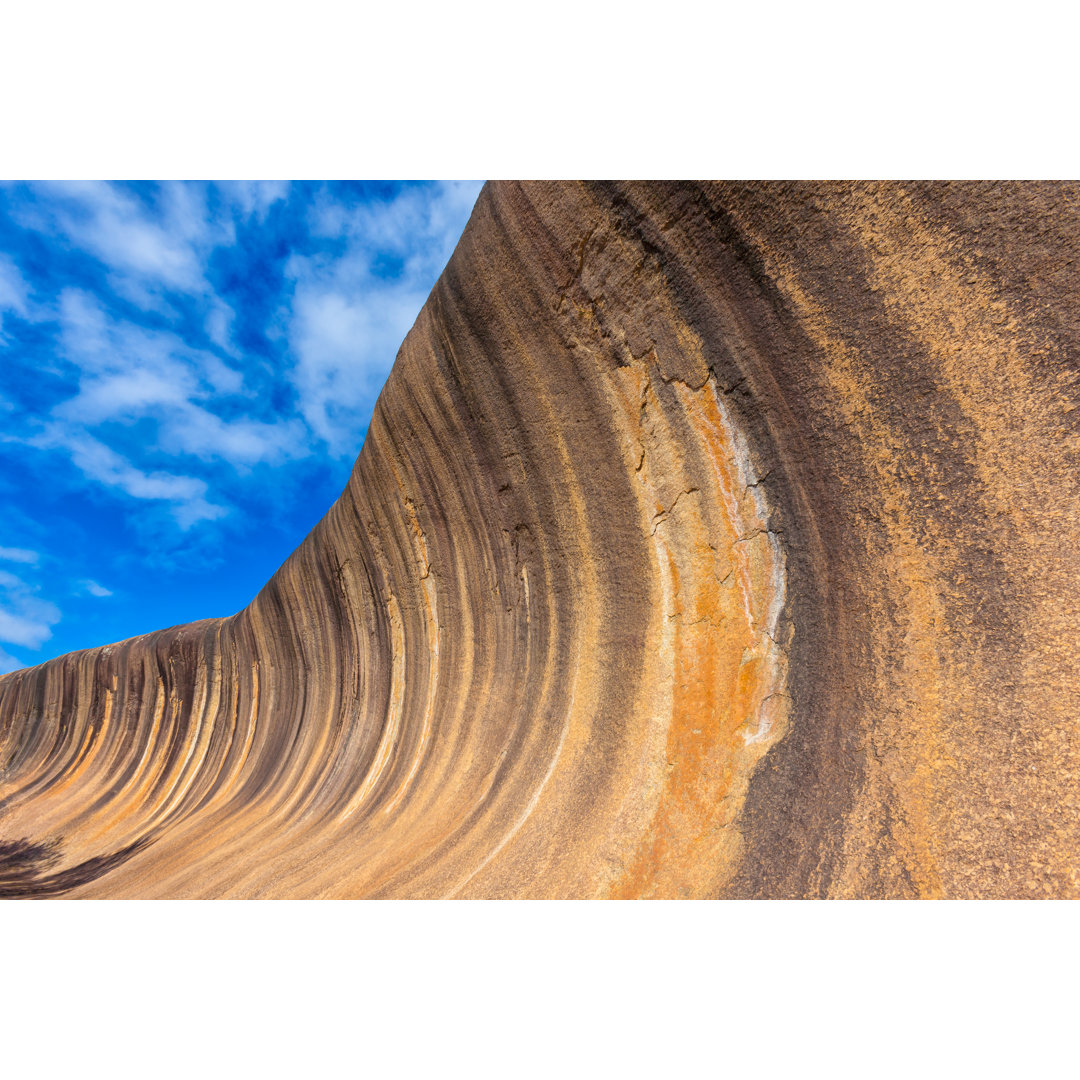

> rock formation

[{"left": 2, "top": 181, "right": 1078, "bottom": 898}]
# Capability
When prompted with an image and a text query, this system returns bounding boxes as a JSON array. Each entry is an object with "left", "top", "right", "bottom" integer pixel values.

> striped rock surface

[{"left": 2, "top": 181, "right": 1078, "bottom": 899}]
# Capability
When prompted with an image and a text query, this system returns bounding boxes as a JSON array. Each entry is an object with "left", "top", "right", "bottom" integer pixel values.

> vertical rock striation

[{"left": 1, "top": 182, "right": 1078, "bottom": 898}]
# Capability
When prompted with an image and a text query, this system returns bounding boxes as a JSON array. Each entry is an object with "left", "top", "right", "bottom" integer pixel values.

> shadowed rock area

[{"left": 1, "top": 181, "right": 1078, "bottom": 898}]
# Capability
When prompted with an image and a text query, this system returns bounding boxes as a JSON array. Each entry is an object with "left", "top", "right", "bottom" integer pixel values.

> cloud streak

[
  {"left": 0, "top": 547, "right": 39, "bottom": 565},
  {"left": 0, "top": 567, "right": 61, "bottom": 650},
  {"left": 24, "top": 181, "right": 226, "bottom": 302},
  {"left": 286, "top": 181, "right": 482, "bottom": 453},
  {"left": 29, "top": 424, "right": 227, "bottom": 528},
  {"left": 0, "top": 254, "right": 30, "bottom": 334}
]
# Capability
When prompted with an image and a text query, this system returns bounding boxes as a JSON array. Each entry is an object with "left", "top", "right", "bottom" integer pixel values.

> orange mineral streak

[{"left": 604, "top": 367, "right": 789, "bottom": 898}]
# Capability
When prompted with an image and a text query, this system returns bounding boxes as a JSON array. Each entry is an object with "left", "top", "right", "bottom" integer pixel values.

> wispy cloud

[
  {"left": 81, "top": 580, "right": 113, "bottom": 598},
  {"left": 286, "top": 180, "right": 482, "bottom": 453},
  {"left": 221, "top": 180, "right": 290, "bottom": 221},
  {"left": 0, "top": 567, "right": 61, "bottom": 650},
  {"left": 286, "top": 283, "right": 423, "bottom": 450},
  {"left": 29, "top": 424, "right": 227, "bottom": 529},
  {"left": 22, "top": 181, "right": 228, "bottom": 306},
  {"left": 6, "top": 285, "right": 314, "bottom": 530},
  {"left": 0, "top": 547, "right": 39, "bottom": 565},
  {"left": 0, "top": 645, "right": 25, "bottom": 675},
  {"left": 0, "top": 253, "right": 30, "bottom": 336},
  {"left": 50, "top": 289, "right": 305, "bottom": 469},
  {"left": 57, "top": 288, "right": 241, "bottom": 396}
]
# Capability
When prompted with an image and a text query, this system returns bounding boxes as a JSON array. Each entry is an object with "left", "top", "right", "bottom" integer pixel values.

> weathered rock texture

[{"left": 2, "top": 181, "right": 1078, "bottom": 898}]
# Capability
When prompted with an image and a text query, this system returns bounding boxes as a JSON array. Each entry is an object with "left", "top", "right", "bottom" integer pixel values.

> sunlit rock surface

[{"left": 2, "top": 181, "right": 1078, "bottom": 898}]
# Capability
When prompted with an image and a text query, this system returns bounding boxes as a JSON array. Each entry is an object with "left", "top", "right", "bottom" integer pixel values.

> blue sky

[{"left": 0, "top": 180, "right": 483, "bottom": 674}]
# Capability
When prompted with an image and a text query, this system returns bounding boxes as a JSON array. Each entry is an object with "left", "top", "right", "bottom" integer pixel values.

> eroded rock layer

[{"left": 2, "top": 182, "right": 1079, "bottom": 898}]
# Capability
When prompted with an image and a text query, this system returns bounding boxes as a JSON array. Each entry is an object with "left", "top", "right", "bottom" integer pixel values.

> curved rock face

[{"left": 2, "top": 181, "right": 1078, "bottom": 898}]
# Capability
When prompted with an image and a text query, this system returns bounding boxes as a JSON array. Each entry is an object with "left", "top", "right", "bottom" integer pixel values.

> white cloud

[
  {"left": 0, "top": 254, "right": 30, "bottom": 326},
  {"left": 0, "top": 610, "right": 56, "bottom": 649},
  {"left": 50, "top": 289, "right": 300, "bottom": 473},
  {"left": 0, "top": 645, "right": 25, "bottom": 675},
  {"left": 31, "top": 424, "right": 227, "bottom": 529},
  {"left": 30, "top": 181, "right": 229, "bottom": 302},
  {"left": 58, "top": 289, "right": 239, "bottom": 392},
  {"left": 56, "top": 287, "right": 110, "bottom": 363},
  {"left": 286, "top": 181, "right": 483, "bottom": 454},
  {"left": 286, "top": 282, "right": 425, "bottom": 450},
  {"left": 156, "top": 408, "right": 308, "bottom": 469},
  {"left": 0, "top": 547, "right": 39, "bottom": 565},
  {"left": 205, "top": 297, "right": 238, "bottom": 354},
  {"left": 3, "top": 283, "right": 318, "bottom": 537},
  {"left": 81, "top": 580, "right": 113, "bottom": 597},
  {"left": 309, "top": 181, "right": 481, "bottom": 272},
  {"left": 56, "top": 367, "right": 193, "bottom": 423},
  {"left": 0, "top": 568, "right": 61, "bottom": 650},
  {"left": 222, "top": 180, "right": 289, "bottom": 221}
]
